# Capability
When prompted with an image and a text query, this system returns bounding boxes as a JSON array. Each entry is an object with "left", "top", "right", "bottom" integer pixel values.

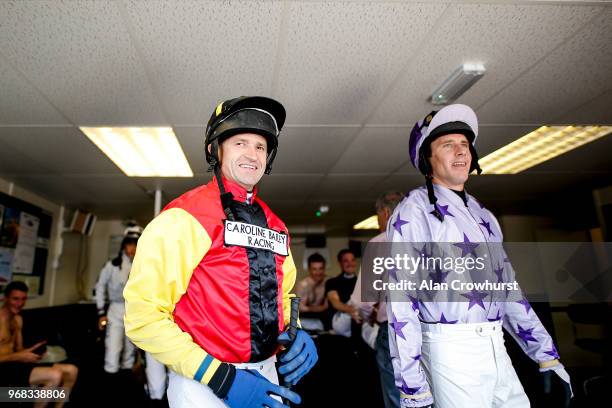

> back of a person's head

[
  {"left": 307, "top": 252, "right": 326, "bottom": 268},
  {"left": 337, "top": 248, "right": 355, "bottom": 263},
  {"left": 4, "top": 281, "right": 28, "bottom": 297},
  {"left": 375, "top": 190, "right": 405, "bottom": 213}
]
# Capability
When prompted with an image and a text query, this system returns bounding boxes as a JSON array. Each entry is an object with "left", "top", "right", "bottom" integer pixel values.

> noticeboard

[{"left": 0, "top": 191, "right": 52, "bottom": 296}]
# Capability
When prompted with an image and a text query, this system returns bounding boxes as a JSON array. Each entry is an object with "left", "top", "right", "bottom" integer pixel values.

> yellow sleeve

[
  {"left": 123, "top": 208, "right": 222, "bottom": 384},
  {"left": 281, "top": 249, "right": 298, "bottom": 327}
]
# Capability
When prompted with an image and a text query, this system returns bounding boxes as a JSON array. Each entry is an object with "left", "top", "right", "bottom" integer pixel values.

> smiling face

[
  {"left": 4, "top": 289, "right": 27, "bottom": 315},
  {"left": 219, "top": 133, "right": 268, "bottom": 191},
  {"left": 429, "top": 133, "right": 472, "bottom": 190},
  {"left": 339, "top": 252, "right": 357, "bottom": 276},
  {"left": 308, "top": 261, "right": 326, "bottom": 284}
]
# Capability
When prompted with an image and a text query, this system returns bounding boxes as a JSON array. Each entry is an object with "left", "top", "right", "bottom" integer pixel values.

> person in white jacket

[
  {"left": 386, "top": 104, "right": 572, "bottom": 408},
  {"left": 95, "top": 225, "right": 142, "bottom": 374}
]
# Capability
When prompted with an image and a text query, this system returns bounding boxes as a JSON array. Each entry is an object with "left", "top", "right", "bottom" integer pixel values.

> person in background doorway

[
  {"left": 295, "top": 253, "right": 328, "bottom": 332},
  {"left": 95, "top": 225, "right": 142, "bottom": 375}
]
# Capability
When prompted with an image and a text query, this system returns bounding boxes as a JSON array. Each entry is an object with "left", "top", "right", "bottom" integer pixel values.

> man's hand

[
  {"left": 277, "top": 330, "right": 318, "bottom": 386},
  {"left": 98, "top": 316, "right": 108, "bottom": 331},
  {"left": 349, "top": 306, "right": 363, "bottom": 323},
  {"left": 14, "top": 341, "right": 46, "bottom": 363},
  {"left": 224, "top": 369, "right": 301, "bottom": 408},
  {"left": 542, "top": 365, "right": 572, "bottom": 407}
]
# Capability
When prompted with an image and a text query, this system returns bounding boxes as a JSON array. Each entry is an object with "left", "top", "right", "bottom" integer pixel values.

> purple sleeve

[
  {"left": 387, "top": 201, "right": 434, "bottom": 407},
  {"left": 502, "top": 290, "right": 560, "bottom": 364}
]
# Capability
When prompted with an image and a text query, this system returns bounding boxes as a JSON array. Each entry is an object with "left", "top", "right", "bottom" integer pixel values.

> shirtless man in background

[{"left": 0, "top": 281, "right": 78, "bottom": 407}]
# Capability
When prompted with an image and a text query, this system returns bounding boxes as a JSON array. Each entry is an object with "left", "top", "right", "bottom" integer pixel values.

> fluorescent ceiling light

[
  {"left": 353, "top": 215, "right": 379, "bottom": 230},
  {"left": 80, "top": 127, "right": 194, "bottom": 177},
  {"left": 479, "top": 125, "right": 612, "bottom": 174},
  {"left": 431, "top": 63, "right": 485, "bottom": 105}
]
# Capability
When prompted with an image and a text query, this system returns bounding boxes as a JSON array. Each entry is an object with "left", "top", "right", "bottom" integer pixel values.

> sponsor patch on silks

[{"left": 224, "top": 220, "right": 288, "bottom": 256}]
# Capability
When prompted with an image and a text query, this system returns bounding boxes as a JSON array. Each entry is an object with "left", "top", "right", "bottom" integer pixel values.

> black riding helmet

[{"left": 204, "top": 96, "right": 286, "bottom": 175}]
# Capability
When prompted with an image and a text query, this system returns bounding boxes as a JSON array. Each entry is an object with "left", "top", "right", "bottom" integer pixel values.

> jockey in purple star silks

[{"left": 385, "top": 104, "right": 572, "bottom": 408}]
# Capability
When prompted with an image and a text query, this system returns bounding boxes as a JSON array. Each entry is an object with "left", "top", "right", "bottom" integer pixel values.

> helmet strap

[
  {"left": 426, "top": 175, "right": 444, "bottom": 223},
  {"left": 213, "top": 163, "right": 237, "bottom": 222},
  {"left": 265, "top": 147, "right": 277, "bottom": 174},
  {"left": 209, "top": 139, "right": 236, "bottom": 221},
  {"left": 469, "top": 144, "right": 482, "bottom": 175}
]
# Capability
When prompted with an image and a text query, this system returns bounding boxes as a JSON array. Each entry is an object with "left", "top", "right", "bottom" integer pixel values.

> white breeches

[{"left": 420, "top": 320, "right": 530, "bottom": 408}]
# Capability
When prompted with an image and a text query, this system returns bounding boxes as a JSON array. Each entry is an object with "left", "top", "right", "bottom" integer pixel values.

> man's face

[
  {"left": 429, "top": 133, "right": 472, "bottom": 190},
  {"left": 124, "top": 243, "right": 137, "bottom": 260},
  {"left": 4, "top": 290, "right": 27, "bottom": 315},
  {"left": 219, "top": 133, "right": 268, "bottom": 191},
  {"left": 308, "top": 261, "right": 326, "bottom": 283},
  {"left": 339, "top": 253, "right": 357, "bottom": 275}
]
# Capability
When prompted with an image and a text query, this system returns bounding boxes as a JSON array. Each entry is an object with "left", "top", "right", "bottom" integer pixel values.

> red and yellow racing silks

[{"left": 124, "top": 177, "right": 296, "bottom": 389}]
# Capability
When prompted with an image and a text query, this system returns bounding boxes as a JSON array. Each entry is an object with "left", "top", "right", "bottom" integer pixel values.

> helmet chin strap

[
  {"left": 426, "top": 175, "right": 444, "bottom": 223},
  {"left": 210, "top": 139, "right": 237, "bottom": 222},
  {"left": 419, "top": 149, "right": 444, "bottom": 223}
]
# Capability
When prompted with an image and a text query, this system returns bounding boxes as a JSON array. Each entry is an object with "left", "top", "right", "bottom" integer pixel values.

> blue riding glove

[
  {"left": 277, "top": 329, "right": 318, "bottom": 386},
  {"left": 224, "top": 369, "right": 301, "bottom": 408}
]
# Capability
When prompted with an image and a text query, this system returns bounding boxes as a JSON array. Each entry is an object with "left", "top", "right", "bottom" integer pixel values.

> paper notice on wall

[
  {"left": 12, "top": 212, "right": 40, "bottom": 275},
  {"left": 0, "top": 247, "right": 13, "bottom": 284}
]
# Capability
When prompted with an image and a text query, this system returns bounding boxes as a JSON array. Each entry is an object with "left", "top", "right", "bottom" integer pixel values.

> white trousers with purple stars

[{"left": 420, "top": 320, "right": 530, "bottom": 408}]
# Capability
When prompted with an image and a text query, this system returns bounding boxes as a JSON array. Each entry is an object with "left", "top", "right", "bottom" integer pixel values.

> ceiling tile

[
  {"left": 8, "top": 175, "right": 92, "bottom": 204},
  {"left": 368, "top": 3, "right": 602, "bottom": 125},
  {"left": 0, "top": 0, "right": 166, "bottom": 125},
  {"left": 477, "top": 8, "right": 612, "bottom": 124},
  {"left": 0, "top": 127, "right": 123, "bottom": 174},
  {"left": 173, "top": 127, "right": 207, "bottom": 174},
  {"left": 555, "top": 90, "right": 612, "bottom": 125},
  {"left": 369, "top": 175, "right": 425, "bottom": 198},
  {"left": 0, "top": 138, "right": 50, "bottom": 175},
  {"left": 275, "top": 1, "right": 446, "bottom": 124},
  {"left": 123, "top": 0, "right": 284, "bottom": 124},
  {"left": 272, "top": 126, "right": 358, "bottom": 173},
  {"left": 0, "top": 60, "right": 69, "bottom": 125},
  {"left": 329, "top": 127, "right": 411, "bottom": 174},
  {"left": 314, "top": 174, "right": 386, "bottom": 201},
  {"left": 62, "top": 175, "right": 149, "bottom": 203},
  {"left": 257, "top": 174, "right": 324, "bottom": 201}
]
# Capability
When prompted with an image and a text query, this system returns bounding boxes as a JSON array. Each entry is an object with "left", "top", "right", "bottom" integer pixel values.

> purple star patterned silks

[
  {"left": 461, "top": 289, "right": 488, "bottom": 310},
  {"left": 408, "top": 295, "right": 420, "bottom": 312},
  {"left": 517, "top": 324, "right": 538, "bottom": 345},
  {"left": 387, "top": 183, "right": 563, "bottom": 397},
  {"left": 392, "top": 216, "right": 409, "bottom": 236},
  {"left": 453, "top": 233, "right": 479, "bottom": 257},
  {"left": 429, "top": 266, "right": 450, "bottom": 284},
  {"left": 517, "top": 298, "right": 532, "bottom": 314},
  {"left": 413, "top": 244, "right": 431, "bottom": 259},
  {"left": 494, "top": 265, "right": 504, "bottom": 283},
  {"left": 544, "top": 344, "right": 560, "bottom": 359},
  {"left": 388, "top": 268, "right": 398, "bottom": 282},
  {"left": 479, "top": 217, "right": 495, "bottom": 237},
  {"left": 430, "top": 203, "right": 454, "bottom": 218},
  {"left": 400, "top": 379, "right": 420, "bottom": 396},
  {"left": 439, "top": 313, "right": 458, "bottom": 324},
  {"left": 488, "top": 309, "right": 502, "bottom": 322},
  {"left": 390, "top": 313, "right": 409, "bottom": 340}
]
